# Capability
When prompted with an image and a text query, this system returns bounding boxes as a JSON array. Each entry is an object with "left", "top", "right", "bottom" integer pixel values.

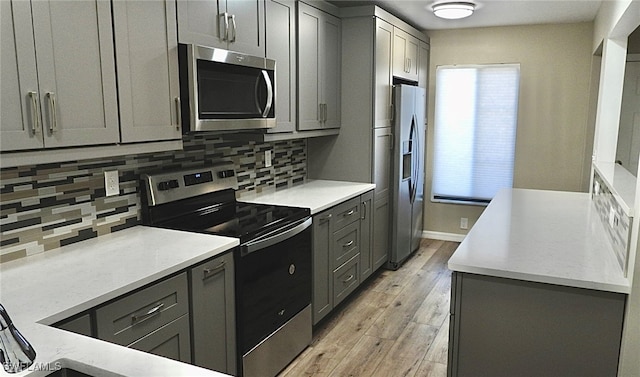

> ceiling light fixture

[{"left": 433, "top": 2, "right": 475, "bottom": 20}]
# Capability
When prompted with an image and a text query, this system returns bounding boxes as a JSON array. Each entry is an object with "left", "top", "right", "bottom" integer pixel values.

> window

[{"left": 432, "top": 64, "right": 520, "bottom": 204}]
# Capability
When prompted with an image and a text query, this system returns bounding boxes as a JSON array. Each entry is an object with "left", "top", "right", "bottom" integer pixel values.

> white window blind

[{"left": 432, "top": 64, "right": 520, "bottom": 204}]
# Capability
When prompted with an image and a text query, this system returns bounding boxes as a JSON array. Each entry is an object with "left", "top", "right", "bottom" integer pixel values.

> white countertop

[
  {"left": 0, "top": 226, "right": 239, "bottom": 377},
  {"left": 239, "top": 180, "right": 375, "bottom": 214},
  {"left": 448, "top": 189, "right": 631, "bottom": 294}
]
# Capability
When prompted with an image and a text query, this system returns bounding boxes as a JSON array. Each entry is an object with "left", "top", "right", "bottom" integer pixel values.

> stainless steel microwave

[{"left": 179, "top": 44, "right": 275, "bottom": 132}]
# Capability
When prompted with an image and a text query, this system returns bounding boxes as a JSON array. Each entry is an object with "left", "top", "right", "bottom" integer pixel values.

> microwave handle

[{"left": 260, "top": 70, "right": 273, "bottom": 118}]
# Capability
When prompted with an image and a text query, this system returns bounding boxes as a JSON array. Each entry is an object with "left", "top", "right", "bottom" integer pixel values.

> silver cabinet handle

[
  {"left": 343, "top": 274, "right": 355, "bottom": 284},
  {"left": 324, "top": 103, "right": 328, "bottom": 123},
  {"left": 220, "top": 12, "right": 229, "bottom": 41},
  {"left": 46, "top": 92, "right": 57, "bottom": 133},
  {"left": 408, "top": 58, "right": 412, "bottom": 73},
  {"left": 318, "top": 103, "right": 323, "bottom": 122},
  {"left": 345, "top": 209, "right": 355, "bottom": 217},
  {"left": 230, "top": 14, "right": 237, "bottom": 43},
  {"left": 343, "top": 240, "right": 354, "bottom": 248},
  {"left": 175, "top": 97, "right": 181, "bottom": 130},
  {"left": 361, "top": 201, "right": 367, "bottom": 220},
  {"left": 131, "top": 303, "right": 164, "bottom": 324},
  {"left": 28, "top": 91, "right": 41, "bottom": 135},
  {"left": 319, "top": 213, "right": 332, "bottom": 224},
  {"left": 203, "top": 261, "right": 226, "bottom": 280}
]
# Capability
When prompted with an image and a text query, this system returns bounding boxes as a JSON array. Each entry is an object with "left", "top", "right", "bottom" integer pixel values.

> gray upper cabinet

[
  {"left": 1, "top": 0, "right": 119, "bottom": 152},
  {"left": 375, "top": 18, "right": 394, "bottom": 129},
  {"left": 177, "top": 0, "right": 265, "bottom": 57},
  {"left": 418, "top": 40, "right": 430, "bottom": 91},
  {"left": 113, "top": 0, "right": 182, "bottom": 143},
  {"left": 297, "top": 1, "right": 341, "bottom": 131},
  {"left": 392, "top": 27, "right": 420, "bottom": 82},
  {"left": 265, "top": 0, "right": 296, "bottom": 133}
]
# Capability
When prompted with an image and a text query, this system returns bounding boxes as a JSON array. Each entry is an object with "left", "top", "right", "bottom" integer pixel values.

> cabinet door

[
  {"left": 176, "top": 0, "right": 227, "bottom": 49},
  {"left": 392, "top": 27, "right": 419, "bottom": 82},
  {"left": 31, "top": 0, "right": 119, "bottom": 148},
  {"left": 113, "top": 0, "right": 182, "bottom": 143},
  {"left": 374, "top": 18, "right": 393, "bottom": 129},
  {"left": 266, "top": 0, "right": 296, "bottom": 133},
  {"left": 373, "top": 127, "right": 392, "bottom": 270},
  {"left": 190, "top": 252, "right": 237, "bottom": 375},
  {"left": 226, "top": 0, "right": 265, "bottom": 57},
  {"left": 312, "top": 210, "right": 333, "bottom": 325},
  {"left": 359, "top": 191, "right": 374, "bottom": 280},
  {"left": 418, "top": 41, "right": 430, "bottom": 91},
  {"left": 321, "top": 12, "right": 341, "bottom": 129},
  {"left": 297, "top": 2, "right": 322, "bottom": 131},
  {"left": 1, "top": 0, "right": 43, "bottom": 151},
  {"left": 128, "top": 314, "right": 191, "bottom": 363}
]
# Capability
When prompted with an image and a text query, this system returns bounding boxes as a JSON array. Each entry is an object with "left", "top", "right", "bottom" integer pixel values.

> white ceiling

[{"left": 328, "top": 0, "right": 603, "bottom": 31}]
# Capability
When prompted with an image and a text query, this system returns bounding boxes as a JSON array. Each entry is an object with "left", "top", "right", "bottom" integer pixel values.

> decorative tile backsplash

[
  {"left": 591, "top": 170, "right": 632, "bottom": 273},
  {"left": 0, "top": 134, "right": 306, "bottom": 263}
]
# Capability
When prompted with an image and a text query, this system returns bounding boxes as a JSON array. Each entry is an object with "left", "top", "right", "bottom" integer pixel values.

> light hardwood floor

[{"left": 279, "top": 239, "right": 459, "bottom": 377}]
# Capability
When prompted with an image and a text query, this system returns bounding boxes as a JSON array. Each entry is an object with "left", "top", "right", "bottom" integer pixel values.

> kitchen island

[
  {"left": 447, "top": 188, "right": 630, "bottom": 377},
  {"left": 0, "top": 226, "right": 238, "bottom": 377}
]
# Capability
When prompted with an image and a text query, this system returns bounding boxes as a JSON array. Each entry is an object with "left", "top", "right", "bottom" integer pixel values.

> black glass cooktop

[{"left": 152, "top": 199, "right": 310, "bottom": 244}]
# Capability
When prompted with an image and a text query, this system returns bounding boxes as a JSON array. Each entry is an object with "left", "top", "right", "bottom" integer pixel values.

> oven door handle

[{"left": 242, "top": 217, "right": 312, "bottom": 255}]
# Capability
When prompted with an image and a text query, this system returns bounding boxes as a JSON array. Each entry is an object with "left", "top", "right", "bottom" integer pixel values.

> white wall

[{"left": 593, "top": 1, "right": 640, "bottom": 375}]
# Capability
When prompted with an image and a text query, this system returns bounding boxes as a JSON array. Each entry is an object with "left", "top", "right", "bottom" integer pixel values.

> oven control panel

[{"left": 141, "top": 164, "right": 238, "bottom": 206}]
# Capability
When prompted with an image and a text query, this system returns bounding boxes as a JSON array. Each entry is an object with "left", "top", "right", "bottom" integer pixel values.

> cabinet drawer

[
  {"left": 331, "top": 197, "right": 361, "bottom": 232},
  {"left": 332, "top": 221, "right": 359, "bottom": 269},
  {"left": 333, "top": 254, "right": 360, "bottom": 306},
  {"left": 96, "top": 272, "right": 188, "bottom": 346}
]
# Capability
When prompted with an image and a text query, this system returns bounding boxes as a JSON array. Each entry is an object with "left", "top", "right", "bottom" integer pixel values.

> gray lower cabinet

[
  {"left": 359, "top": 190, "right": 374, "bottom": 280},
  {"left": 312, "top": 192, "right": 374, "bottom": 325},
  {"left": 95, "top": 272, "right": 191, "bottom": 363},
  {"left": 448, "top": 272, "right": 626, "bottom": 377},
  {"left": 56, "top": 313, "right": 93, "bottom": 337},
  {"left": 190, "top": 252, "right": 236, "bottom": 375}
]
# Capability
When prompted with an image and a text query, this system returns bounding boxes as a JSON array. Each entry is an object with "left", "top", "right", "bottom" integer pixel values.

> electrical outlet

[
  {"left": 265, "top": 150, "right": 272, "bottom": 167},
  {"left": 104, "top": 170, "right": 119, "bottom": 197},
  {"left": 460, "top": 217, "right": 469, "bottom": 230}
]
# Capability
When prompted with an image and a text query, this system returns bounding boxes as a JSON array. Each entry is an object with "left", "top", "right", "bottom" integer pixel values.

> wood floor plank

[
  {"left": 413, "top": 269, "right": 451, "bottom": 327},
  {"left": 279, "top": 240, "right": 459, "bottom": 377},
  {"left": 424, "top": 316, "right": 450, "bottom": 365},
  {"left": 370, "top": 321, "right": 439, "bottom": 377},
  {"left": 415, "top": 360, "right": 448, "bottom": 377},
  {"left": 327, "top": 335, "right": 394, "bottom": 377}
]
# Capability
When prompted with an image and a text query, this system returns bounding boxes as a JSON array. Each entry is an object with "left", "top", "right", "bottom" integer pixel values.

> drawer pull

[
  {"left": 345, "top": 209, "right": 356, "bottom": 217},
  {"left": 343, "top": 240, "right": 354, "bottom": 248},
  {"left": 319, "top": 214, "right": 332, "bottom": 224},
  {"left": 131, "top": 303, "right": 164, "bottom": 324},
  {"left": 203, "top": 261, "right": 226, "bottom": 280},
  {"left": 342, "top": 274, "right": 355, "bottom": 284}
]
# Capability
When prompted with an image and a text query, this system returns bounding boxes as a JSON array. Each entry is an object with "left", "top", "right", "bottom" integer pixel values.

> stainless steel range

[{"left": 140, "top": 164, "right": 312, "bottom": 377}]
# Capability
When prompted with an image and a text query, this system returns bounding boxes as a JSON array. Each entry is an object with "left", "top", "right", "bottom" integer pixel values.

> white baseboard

[{"left": 422, "top": 231, "right": 466, "bottom": 242}]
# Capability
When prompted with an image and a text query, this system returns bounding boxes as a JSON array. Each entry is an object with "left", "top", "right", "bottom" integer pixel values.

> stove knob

[
  {"left": 157, "top": 181, "right": 170, "bottom": 191},
  {"left": 168, "top": 179, "right": 179, "bottom": 189}
]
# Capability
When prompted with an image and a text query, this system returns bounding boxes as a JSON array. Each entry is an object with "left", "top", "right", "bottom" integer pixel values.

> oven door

[{"left": 235, "top": 217, "right": 312, "bottom": 364}]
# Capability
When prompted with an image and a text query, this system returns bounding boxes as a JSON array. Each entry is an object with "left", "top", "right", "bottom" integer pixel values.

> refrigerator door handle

[{"left": 410, "top": 114, "right": 419, "bottom": 204}]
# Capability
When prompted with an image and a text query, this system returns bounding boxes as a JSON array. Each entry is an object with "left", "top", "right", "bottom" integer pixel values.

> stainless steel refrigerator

[{"left": 388, "top": 84, "right": 426, "bottom": 270}]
